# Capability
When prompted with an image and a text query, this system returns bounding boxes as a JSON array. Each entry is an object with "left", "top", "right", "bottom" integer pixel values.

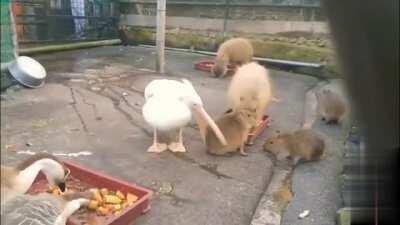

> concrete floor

[{"left": 1, "top": 46, "right": 342, "bottom": 225}]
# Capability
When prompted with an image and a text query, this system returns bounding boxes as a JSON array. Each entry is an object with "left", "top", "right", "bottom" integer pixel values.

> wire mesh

[
  {"left": 14, "top": 0, "right": 120, "bottom": 46},
  {"left": 1, "top": 1, "right": 16, "bottom": 64}
]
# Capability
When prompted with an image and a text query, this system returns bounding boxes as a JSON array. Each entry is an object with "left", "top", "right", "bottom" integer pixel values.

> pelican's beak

[{"left": 191, "top": 105, "right": 227, "bottom": 146}]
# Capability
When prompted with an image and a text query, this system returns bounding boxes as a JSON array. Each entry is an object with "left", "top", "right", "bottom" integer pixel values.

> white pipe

[
  {"left": 139, "top": 44, "right": 322, "bottom": 68},
  {"left": 156, "top": 0, "right": 166, "bottom": 73}
]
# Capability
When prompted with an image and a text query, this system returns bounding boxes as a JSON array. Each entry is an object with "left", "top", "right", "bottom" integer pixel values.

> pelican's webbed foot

[
  {"left": 168, "top": 142, "right": 186, "bottom": 152},
  {"left": 147, "top": 143, "right": 168, "bottom": 153}
]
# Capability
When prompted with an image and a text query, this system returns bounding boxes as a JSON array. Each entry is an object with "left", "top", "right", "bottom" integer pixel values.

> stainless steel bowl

[{"left": 8, "top": 56, "right": 46, "bottom": 88}]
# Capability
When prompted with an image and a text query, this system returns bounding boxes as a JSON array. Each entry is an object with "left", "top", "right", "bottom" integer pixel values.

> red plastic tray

[
  {"left": 247, "top": 115, "right": 270, "bottom": 144},
  {"left": 27, "top": 160, "right": 153, "bottom": 225},
  {"left": 194, "top": 60, "right": 236, "bottom": 74}
]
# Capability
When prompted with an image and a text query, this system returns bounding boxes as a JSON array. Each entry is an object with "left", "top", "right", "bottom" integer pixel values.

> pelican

[{"left": 142, "top": 79, "right": 227, "bottom": 153}]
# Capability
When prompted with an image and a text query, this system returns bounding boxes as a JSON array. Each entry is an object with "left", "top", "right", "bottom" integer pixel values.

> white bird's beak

[{"left": 191, "top": 105, "right": 227, "bottom": 146}]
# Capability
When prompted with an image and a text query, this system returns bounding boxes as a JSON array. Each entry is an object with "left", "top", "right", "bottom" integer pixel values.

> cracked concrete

[{"left": 0, "top": 45, "right": 338, "bottom": 225}]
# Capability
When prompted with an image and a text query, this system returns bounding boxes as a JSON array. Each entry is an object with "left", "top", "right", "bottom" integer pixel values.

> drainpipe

[
  {"left": 222, "top": 0, "right": 230, "bottom": 37},
  {"left": 156, "top": 0, "right": 166, "bottom": 74}
]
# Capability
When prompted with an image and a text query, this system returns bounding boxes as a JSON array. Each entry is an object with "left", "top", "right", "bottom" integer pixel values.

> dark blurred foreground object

[{"left": 322, "top": 0, "right": 399, "bottom": 225}]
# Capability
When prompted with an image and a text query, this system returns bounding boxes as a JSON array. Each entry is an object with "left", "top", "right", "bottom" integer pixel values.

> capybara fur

[
  {"left": 264, "top": 129, "right": 325, "bottom": 165},
  {"left": 227, "top": 62, "right": 272, "bottom": 128},
  {"left": 316, "top": 89, "right": 346, "bottom": 124},
  {"left": 212, "top": 38, "right": 254, "bottom": 77},
  {"left": 206, "top": 109, "right": 257, "bottom": 156}
]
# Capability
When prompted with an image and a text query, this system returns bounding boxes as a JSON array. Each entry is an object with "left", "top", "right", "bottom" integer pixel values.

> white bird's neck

[
  {"left": 55, "top": 199, "right": 89, "bottom": 225},
  {"left": 15, "top": 159, "right": 52, "bottom": 194}
]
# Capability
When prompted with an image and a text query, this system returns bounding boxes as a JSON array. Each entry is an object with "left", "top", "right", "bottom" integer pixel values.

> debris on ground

[
  {"left": 16, "top": 150, "right": 93, "bottom": 157},
  {"left": 158, "top": 182, "right": 174, "bottom": 195},
  {"left": 298, "top": 210, "right": 310, "bottom": 219},
  {"left": 30, "top": 120, "right": 49, "bottom": 128},
  {"left": 6, "top": 144, "right": 17, "bottom": 152},
  {"left": 70, "top": 79, "right": 86, "bottom": 83},
  {"left": 90, "top": 86, "right": 101, "bottom": 92}
]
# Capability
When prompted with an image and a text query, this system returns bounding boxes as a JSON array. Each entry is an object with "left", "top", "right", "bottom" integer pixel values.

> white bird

[
  {"left": 1, "top": 153, "right": 69, "bottom": 204},
  {"left": 142, "top": 79, "right": 227, "bottom": 153},
  {"left": 1, "top": 190, "right": 94, "bottom": 225}
]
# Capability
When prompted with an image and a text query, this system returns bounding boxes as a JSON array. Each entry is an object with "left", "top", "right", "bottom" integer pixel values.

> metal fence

[
  {"left": 118, "top": 0, "right": 321, "bottom": 7},
  {"left": 1, "top": 1, "right": 17, "bottom": 65},
  {"left": 13, "top": 0, "right": 120, "bottom": 46}
]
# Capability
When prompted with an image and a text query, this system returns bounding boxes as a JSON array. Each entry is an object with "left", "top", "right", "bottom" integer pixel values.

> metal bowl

[{"left": 8, "top": 56, "right": 46, "bottom": 88}]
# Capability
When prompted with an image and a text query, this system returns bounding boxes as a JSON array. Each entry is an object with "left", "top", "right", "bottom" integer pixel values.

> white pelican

[
  {"left": 142, "top": 79, "right": 227, "bottom": 153},
  {"left": 1, "top": 153, "right": 70, "bottom": 204}
]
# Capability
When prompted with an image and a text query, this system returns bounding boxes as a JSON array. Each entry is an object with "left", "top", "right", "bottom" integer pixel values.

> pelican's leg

[
  {"left": 147, "top": 128, "right": 168, "bottom": 153},
  {"left": 168, "top": 128, "right": 186, "bottom": 152}
]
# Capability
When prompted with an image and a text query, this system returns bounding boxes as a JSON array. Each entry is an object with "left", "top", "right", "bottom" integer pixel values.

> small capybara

[
  {"left": 206, "top": 109, "right": 257, "bottom": 156},
  {"left": 212, "top": 38, "right": 254, "bottom": 77},
  {"left": 264, "top": 129, "right": 325, "bottom": 165},
  {"left": 316, "top": 89, "right": 346, "bottom": 124}
]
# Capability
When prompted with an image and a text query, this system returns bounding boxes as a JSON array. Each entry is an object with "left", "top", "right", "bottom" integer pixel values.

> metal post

[
  {"left": 9, "top": 2, "right": 19, "bottom": 58},
  {"left": 222, "top": 0, "right": 230, "bottom": 37},
  {"left": 156, "top": 0, "right": 166, "bottom": 74}
]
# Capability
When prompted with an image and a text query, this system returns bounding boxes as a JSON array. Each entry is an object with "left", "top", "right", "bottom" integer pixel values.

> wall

[
  {"left": 119, "top": 0, "right": 329, "bottom": 35},
  {"left": 120, "top": 15, "right": 328, "bottom": 34}
]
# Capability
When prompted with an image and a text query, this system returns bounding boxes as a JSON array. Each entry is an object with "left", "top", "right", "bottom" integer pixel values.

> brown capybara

[
  {"left": 264, "top": 129, "right": 325, "bottom": 165},
  {"left": 212, "top": 38, "right": 254, "bottom": 77},
  {"left": 316, "top": 89, "right": 346, "bottom": 124},
  {"left": 206, "top": 109, "right": 257, "bottom": 156},
  {"left": 226, "top": 62, "right": 272, "bottom": 129}
]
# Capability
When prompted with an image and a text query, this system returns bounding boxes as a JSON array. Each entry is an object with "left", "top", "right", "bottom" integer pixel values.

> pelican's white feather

[
  {"left": 142, "top": 96, "right": 191, "bottom": 131},
  {"left": 144, "top": 79, "right": 187, "bottom": 100},
  {"left": 143, "top": 78, "right": 200, "bottom": 131}
]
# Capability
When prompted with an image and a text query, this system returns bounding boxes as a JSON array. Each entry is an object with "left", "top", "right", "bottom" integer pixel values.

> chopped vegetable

[
  {"left": 104, "top": 195, "right": 122, "bottom": 204},
  {"left": 100, "top": 188, "right": 109, "bottom": 196},
  {"left": 93, "top": 189, "right": 103, "bottom": 203},
  {"left": 116, "top": 190, "right": 125, "bottom": 200},
  {"left": 126, "top": 193, "right": 138, "bottom": 204},
  {"left": 96, "top": 206, "right": 111, "bottom": 216},
  {"left": 88, "top": 200, "right": 99, "bottom": 210},
  {"left": 113, "top": 204, "right": 122, "bottom": 211}
]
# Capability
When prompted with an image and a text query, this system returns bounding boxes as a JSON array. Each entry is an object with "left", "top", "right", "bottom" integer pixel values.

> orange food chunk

[
  {"left": 126, "top": 193, "right": 138, "bottom": 204},
  {"left": 97, "top": 206, "right": 111, "bottom": 216},
  {"left": 88, "top": 200, "right": 99, "bottom": 210},
  {"left": 92, "top": 189, "right": 103, "bottom": 203},
  {"left": 104, "top": 195, "right": 122, "bottom": 204},
  {"left": 100, "top": 188, "right": 109, "bottom": 196},
  {"left": 116, "top": 191, "right": 125, "bottom": 200}
]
